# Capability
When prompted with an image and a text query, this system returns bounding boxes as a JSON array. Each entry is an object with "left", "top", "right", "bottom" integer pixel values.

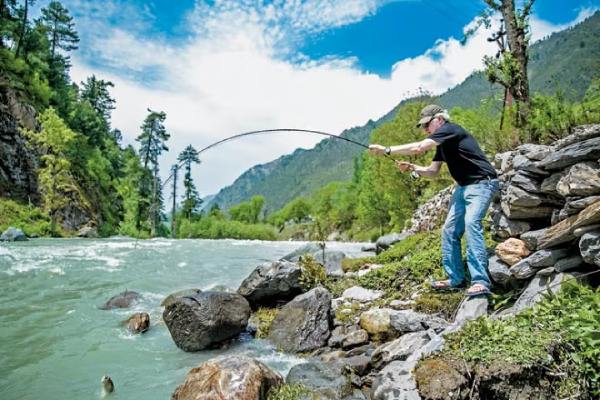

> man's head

[{"left": 417, "top": 104, "right": 448, "bottom": 134}]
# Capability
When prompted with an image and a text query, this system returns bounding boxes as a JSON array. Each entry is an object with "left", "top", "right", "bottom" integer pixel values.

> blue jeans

[{"left": 441, "top": 179, "right": 499, "bottom": 288}]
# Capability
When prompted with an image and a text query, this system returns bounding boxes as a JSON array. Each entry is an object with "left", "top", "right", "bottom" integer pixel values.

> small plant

[
  {"left": 341, "top": 257, "right": 376, "bottom": 273},
  {"left": 414, "top": 290, "right": 463, "bottom": 320},
  {"left": 254, "top": 307, "right": 278, "bottom": 339},
  {"left": 268, "top": 384, "right": 313, "bottom": 400},
  {"left": 299, "top": 254, "right": 327, "bottom": 290}
]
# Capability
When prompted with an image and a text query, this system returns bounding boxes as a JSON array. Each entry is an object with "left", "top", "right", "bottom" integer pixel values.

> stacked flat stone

[{"left": 489, "top": 124, "right": 600, "bottom": 288}]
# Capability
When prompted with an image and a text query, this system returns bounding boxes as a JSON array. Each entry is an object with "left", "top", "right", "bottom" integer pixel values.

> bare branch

[{"left": 484, "top": 0, "right": 501, "bottom": 11}]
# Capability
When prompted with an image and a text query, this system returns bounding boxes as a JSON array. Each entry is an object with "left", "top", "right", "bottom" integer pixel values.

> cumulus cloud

[{"left": 67, "top": 1, "right": 590, "bottom": 197}]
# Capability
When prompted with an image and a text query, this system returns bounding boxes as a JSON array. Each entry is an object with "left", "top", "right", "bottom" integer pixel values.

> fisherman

[{"left": 369, "top": 104, "right": 499, "bottom": 297}]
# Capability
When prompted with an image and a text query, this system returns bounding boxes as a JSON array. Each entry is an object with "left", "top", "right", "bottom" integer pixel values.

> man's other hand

[
  {"left": 369, "top": 144, "right": 386, "bottom": 155},
  {"left": 396, "top": 161, "right": 414, "bottom": 172}
]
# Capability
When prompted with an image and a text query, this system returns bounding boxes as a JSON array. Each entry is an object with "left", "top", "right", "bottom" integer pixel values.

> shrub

[
  {"left": 268, "top": 384, "right": 313, "bottom": 400},
  {"left": 0, "top": 199, "right": 52, "bottom": 237},
  {"left": 298, "top": 254, "right": 327, "bottom": 290},
  {"left": 254, "top": 308, "right": 279, "bottom": 339}
]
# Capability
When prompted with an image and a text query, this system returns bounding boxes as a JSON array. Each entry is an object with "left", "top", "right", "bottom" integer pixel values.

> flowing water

[{"left": 0, "top": 238, "right": 369, "bottom": 400}]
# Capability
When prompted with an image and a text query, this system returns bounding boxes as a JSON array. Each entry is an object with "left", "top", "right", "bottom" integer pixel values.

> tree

[
  {"left": 0, "top": 0, "right": 18, "bottom": 48},
  {"left": 177, "top": 144, "right": 202, "bottom": 219},
  {"left": 80, "top": 75, "right": 116, "bottom": 122},
  {"left": 40, "top": 1, "right": 78, "bottom": 61},
  {"left": 229, "top": 196, "right": 265, "bottom": 224},
  {"left": 481, "top": 0, "right": 536, "bottom": 127},
  {"left": 22, "top": 108, "right": 86, "bottom": 235},
  {"left": 15, "top": 0, "right": 35, "bottom": 58},
  {"left": 136, "top": 109, "right": 170, "bottom": 235}
]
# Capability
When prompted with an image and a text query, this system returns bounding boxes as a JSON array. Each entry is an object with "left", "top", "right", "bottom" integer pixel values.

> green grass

[{"left": 0, "top": 198, "right": 52, "bottom": 237}]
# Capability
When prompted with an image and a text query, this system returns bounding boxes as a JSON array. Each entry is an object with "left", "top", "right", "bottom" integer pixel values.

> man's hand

[
  {"left": 395, "top": 161, "right": 414, "bottom": 172},
  {"left": 369, "top": 144, "right": 387, "bottom": 155}
]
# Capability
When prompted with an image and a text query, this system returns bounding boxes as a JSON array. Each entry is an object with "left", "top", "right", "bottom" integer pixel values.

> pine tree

[
  {"left": 80, "top": 75, "right": 116, "bottom": 122},
  {"left": 40, "top": 1, "right": 78, "bottom": 61},
  {"left": 177, "top": 144, "right": 202, "bottom": 219},
  {"left": 14, "top": 0, "right": 35, "bottom": 58}
]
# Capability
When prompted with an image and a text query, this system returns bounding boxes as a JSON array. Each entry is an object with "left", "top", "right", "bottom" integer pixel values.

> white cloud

[
  {"left": 68, "top": 1, "right": 590, "bottom": 198},
  {"left": 530, "top": 7, "right": 598, "bottom": 42}
]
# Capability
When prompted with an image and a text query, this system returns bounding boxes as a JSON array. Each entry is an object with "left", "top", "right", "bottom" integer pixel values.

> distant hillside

[{"left": 209, "top": 12, "right": 600, "bottom": 212}]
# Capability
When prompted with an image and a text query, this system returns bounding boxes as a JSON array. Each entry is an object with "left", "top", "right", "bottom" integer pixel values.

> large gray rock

[
  {"left": 579, "top": 230, "right": 600, "bottom": 266},
  {"left": 0, "top": 226, "right": 27, "bottom": 241},
  {"left": 540, "top": 171, "right": 567, "bottom": 195},
  {"left": 161, "top": 289, "right": 202, "bottom": 308},
  {"left": 171, "top": 355, "right": 283, "bottom": 400},
  {"left": 511, "top": 154, "right": 549, "bottom": 176},
  {"left": 286, "top": 360, "right": 352, "bottom": 399},
  {"left": 376, "top": 232, "right": 411, "bottom": 253},
  {"left": 163, "top": 291, "right": 251, "bottom": 352},
  {"left": 99, "top": 290, "right": 141, "bottom": 310},
  {"left": 488, "top": 255, "right": 512, "bottom": 285},
  {"left": 389, "top": 309, "right": 448, "bottom": 334},
  {"left": 342, "top": 329, "right": 369, "bottom": 350},
  {"left": 538, "top": 135, "right": 600, "bottom": 170},
  {"left": 517, "top": 143, "right": 552, "bottom": 161},
  {"left": 500, "top": 200, "right": 555, "bottom": 220},
  {"left": 553, "top": 124, "right": 600, "bottom": 150},
  {"left": 554, "top": 255, "right": 585, "bottom": 272},
  {"left": 268, "top": 287, "right": 331, "bottom": 352},
  {"left": 510, "top": 248, "right": 569, "bottom": 279},
  {"left": 313, "top": 250, "right": 346, "bottom": 276},
  {"left": 371, "top": 331, "right": 431, "bottom": 369},
  {"left": 511, "top": 172, "right": 543, "bottom": 193},
  {"left": 281, "top": 242, "right": 323, "bottom": 261},
  {"left": 237, "top": 260, "right": 303, "bottom": 308},
  {"left": 491, "top": 212, "right": 531, "bottom": 239},
  {"left": 556, "top": 162, "right": 600, "bottom": 197},
  {"left": 512, "top": 272, "right": 573, "bottom": 314},
  {"left": 520, "top": 228, "right": 547, "bottom": 251},
  {"left": 341, "top": 286, "right": 384, "bottom": 303},
  {"left": 371, "top": 360, "right": 421, "bottom": 400},
  {"left": 446, "top": 297, "right": 488, "bottom": 333}
]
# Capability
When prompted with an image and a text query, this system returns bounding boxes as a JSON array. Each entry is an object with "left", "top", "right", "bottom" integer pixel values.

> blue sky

[{"left": 54, "top": 0, "right": 599, "bottom": 195}]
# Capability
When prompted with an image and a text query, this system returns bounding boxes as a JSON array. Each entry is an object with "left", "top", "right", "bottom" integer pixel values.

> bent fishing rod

[{"left": 162, "top": 128, "right": 400, "bottom": 187}]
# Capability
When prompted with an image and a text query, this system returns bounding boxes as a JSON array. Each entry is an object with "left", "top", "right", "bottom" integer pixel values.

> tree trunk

[
  {"left": 15, "top": 0, "right": 28, "bottom": 58},
  {"left": 171, "top": 164, "right": 178, "bottom": 238},
  {"left": 501, "top": 0, "right": 531, "bottom": 126}
]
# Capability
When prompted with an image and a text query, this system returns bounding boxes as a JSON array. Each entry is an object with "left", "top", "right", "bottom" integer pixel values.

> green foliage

[
  {"left": 229, "top": 195, "right": 265, "bottom": 224},
  {"left": 0, "top": 198, "right": 51, "bottom": 237},
  {"left": 253, "top": 307, "right": 279, "bottom": 339},
  {"left": 177, "top": 144, "right": 202, "bottom": 220},
  {"left": 298, "top": 254, "right": 328, "bottom": 291},
  {"left": 445, "top": 283, "right": 600, "bottom": 396},
  {"left": 341, "top": 257, "right": 375, "bottom": 273},
  {"left": 267, "top": 384, "right": 313, "bottom": 400},
  {"left": 177, "top": 216, "right": 276, "bottom": 240},
  {"left": 414, "top": 291, "right": 464, "bottom": 320},
  {"left": 267, "top": 197, "right": 312, "bottom": 228}
]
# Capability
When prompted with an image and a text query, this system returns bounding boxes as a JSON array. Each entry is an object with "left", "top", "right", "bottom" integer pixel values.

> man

[{"left": 369, "top": 104, "right": 499, "bottom": 296}]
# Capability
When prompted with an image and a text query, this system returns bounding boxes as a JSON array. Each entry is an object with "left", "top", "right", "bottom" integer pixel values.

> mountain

[{"left": 208, "top": 12, "right": 600, "bottom": 212}]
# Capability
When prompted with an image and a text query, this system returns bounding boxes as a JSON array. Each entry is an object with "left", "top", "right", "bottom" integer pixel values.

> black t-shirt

[{"left": 430, "top": 122, "right": 497, "bottom": 186}]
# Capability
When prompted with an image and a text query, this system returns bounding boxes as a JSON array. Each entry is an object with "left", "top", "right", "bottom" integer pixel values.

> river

[{"left": 0, "top": 237, "right": 369, "bottom": 399}]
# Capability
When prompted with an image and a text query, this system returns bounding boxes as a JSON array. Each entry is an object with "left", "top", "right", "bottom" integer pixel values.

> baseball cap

[{"left": 416, "top": 104, "right": 444, "bottom": 127}]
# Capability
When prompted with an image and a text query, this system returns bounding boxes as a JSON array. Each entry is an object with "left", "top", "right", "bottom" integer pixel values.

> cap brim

[{"left": 416, "top": 116, "right": 432, "bottom": 128}]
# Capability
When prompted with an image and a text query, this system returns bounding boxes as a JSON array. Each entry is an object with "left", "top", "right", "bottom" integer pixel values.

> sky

[{"left": 45, "top": 0, "right": 600, "bottom": 197}]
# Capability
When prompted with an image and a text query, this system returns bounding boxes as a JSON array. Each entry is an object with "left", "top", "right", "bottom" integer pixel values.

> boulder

[
  {"left": 77, "top": 225, "right": 98, "bottom": 238},
  {"left": 510, "top": 248, "right": 570, "bottom": 279},
  {"left": 488, "top": 255, "right": 512, "bottom": 285},
  {"left": 538, "top": 135, "right": 600, "bottom": 170},
  {"left": 505, "top": 185, "right": 547, "bottom": 207},
  {"left": 509, "top": 259, "right": 536, "bottom": 280},
  {"left": 371, "top": 360, "right": 421, "bottom": 400},
  {"left": 99, "top": 290, "right": 140, "bottom": 310},
  {"left": 341, "top": 286, "right": 384, "bottom": 303},
  {"left": 579, "top": 230, "right": 600, "bottom": 266},
  {"left": 446, "top": 296, "right": 488, "bottom": 333},
  {"left": 556, "top": 162, "right": 600, "bottom": 197},
  {"left": 163, "top": 291, "right": 250, "bottom": 352},
  {"left": 495, "top": 238, "right": 531, "bottom": 266},
  {"left": 554, "top": 255, "right": 584, "bottom": 272},
  {"left": 313, "top": 250, "right": 346, "bottom": 277},
  {"left": 341, "top": 329, "right": 369, "bottom": 350},
  {"left": 125, "top": 312, "right": 150, "bottom": 334},
  {"left": 171, "top": 355, "right": 283, "bottom": 400},
  {"left": 491, "top": 213, "right": 530, "bottom": 239},
  {"left": 375, "top": 232, "right": 411, "bottom": 253},
  {"left": 511, "top": 154, "right": 549, "bottom": 176},
  {"left": 540, "top": 171, "right": 567, "bottom": 195},
  {"left": 538, "top": 214, "right": 579, "bottom": 249},
  {"left": 340, "top": 355, "right": 372, "bottom": 376},
  {"left": 389, "top": 309, "right": 448, "bottom": 334},
  {"left": 359, "top": 308, "right": 394, "bottom": 341},
  {"left": 520, "top": 228, "right": 547, "bottom": 251},
  {"left": 371, "top": 331, "right": 431, "bottom": 369},
  {"left": 567, "top": 195, "right": 600, "bottom": 211},
  {"left": 0, "top": 226, "right": 27, "bottom": 241},
  {"left": 281, "top": 242, "right": 323, "bottom": 261},
  {"left": 268, "top": 287, "right": 331, "bottom": 353},
  {"left": 512, "top": 272, "right": 573, "bottom": 314},
  {"left": 161, "top": 289, "right": 202, "bottom": 308},
  {"left": 237, "top": 260, "right": 303, "bottom": 308},
  {"left": 511, "top": 172, "right": 543, "bottom": 193},
  {"left": 500, "top": 200, "right": 555, "bottom": 220},
  {"left": 286, "top": 360, "right": 352, "bottom": 400}
]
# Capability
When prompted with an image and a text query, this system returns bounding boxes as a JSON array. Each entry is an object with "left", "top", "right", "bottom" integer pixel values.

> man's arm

[
  {"left": 369, "top": 139, "right": 438, "bottom": 156},
  {"left": 397, "top": 161, "right": 442, "bottom": 177}
]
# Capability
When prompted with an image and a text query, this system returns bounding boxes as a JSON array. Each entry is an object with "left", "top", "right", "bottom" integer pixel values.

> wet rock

[
  {"left": 0, "top": 226, "right": 27, "bottom": 242},
  {"left": 163, "top": 291, "right": 250, "bottom": 352},
  {"left": 286, "top": 360, "right": 352, "bottom": 400},
  {"left": 99, "top": 290, "right": 140, "bottom": 310},
  {"left": 268, "top": 287, "right": 331, "bottom": 353},
  {"left": 342, "top": 329, "right": 369, "bottom": 350},
  {"left": 488, "top": 255, "right": 512, "bottom": 285},
  {"left": 579, "top": 230, "right": 600, "bottom": 266},
  {"left": 371, "top": 331, "right": 431, "bottom": 369},
  {"left": 538, "top": 214, "right": 578, "bottom": 249},
  {"left": 538, "top": 135, "right": 600, "bottom": 170},
  {"left": 171, "top": 355, "right": 283, "bottom": 400},
  {"left": 126, "top": 312, "right": 150, "bottom": 334},
  {"left": 161, "top": 289, "right": 202, "bottom": 308},
  {"left": 389, "top": 309, "right": 448, "bottom": 334},
  {"left": 376, "top": 232, "right": 412, "bottom": 253},
  {"left": 495, "top": 238, "right": 531, "bottom": 266},
  {"left": 520, "top": 228, "right": 547, "bottom": 251},
  {"left": 556, "top": 162, "right": 600, "bottom": 197},
  {"left": 237, "top": 260, "right": 303, "bottom": 308}
]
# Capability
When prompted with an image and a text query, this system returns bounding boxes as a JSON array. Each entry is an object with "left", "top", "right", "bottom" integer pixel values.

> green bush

[
  {"left": 178, "top": 217, "right": 277, "bottom": 240},
  {"left": 0, "top": 198, "right": 52, "bottom": 237},
  {"left": 253, "top": 307, "right": 279, "bottom": 339},
  {"left": 267, "top": 384, "right": 313, "bottom": 400},
  {"left": 298, "top": 254, "right": 328, "bottom": 290}
]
